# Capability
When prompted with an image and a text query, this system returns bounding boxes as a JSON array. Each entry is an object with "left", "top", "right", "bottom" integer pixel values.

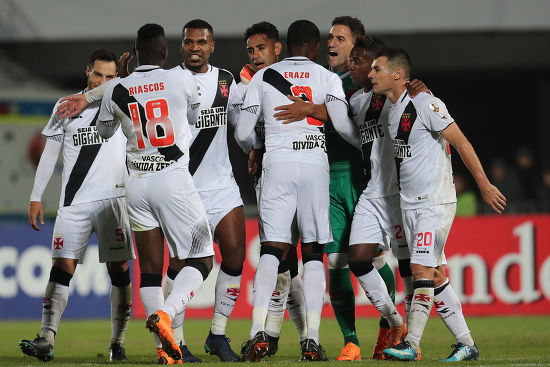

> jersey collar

[
  {"left": 134, "top": 65, "right": 161, "bottom": 72},
  {"left": 180, "top": 63, "right": 213, "bottom": 75}
]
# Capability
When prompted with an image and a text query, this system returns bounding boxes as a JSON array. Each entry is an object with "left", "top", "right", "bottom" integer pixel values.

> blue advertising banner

[{"left": 0, "top": 220, "right": 113, "bottom": 319}]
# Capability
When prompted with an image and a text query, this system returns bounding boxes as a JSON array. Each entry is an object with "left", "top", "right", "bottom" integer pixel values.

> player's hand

[
  {"left": 406, "top": 79, "right": 431, "bottom": 98},
  {"left": 248, "top": 148, "right": 264, "bottom": 175},
  {"left": 57, "top": 94, "right": 88, "bottom": 119},
  {"left": 118, "top": 51, "right": 133, "bottom": 78},
  {"left": 274, "top": 95, "right": 312, "bottom": 124},
  {"left": 480, "top": 183, "right": 507, "bottom": 214},
  {"left": 29, "top": 201, "right": 44, "bottom": 231}
]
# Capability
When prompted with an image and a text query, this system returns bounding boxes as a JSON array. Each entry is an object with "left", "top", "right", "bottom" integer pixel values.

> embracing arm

[
  {"left": 441, "top": 122, "right": 506, "bottom": 214},
  {"left": 235, "top": 108, "right": 262, "bottom": 153},
  {"left": 273, "top": 95, "right": 328, "bottom": 124},
  {"left": 325, "top": 98, "right": 360, "bottom": 149}
]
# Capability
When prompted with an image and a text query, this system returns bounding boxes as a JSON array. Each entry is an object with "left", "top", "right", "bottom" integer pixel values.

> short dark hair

[
  {"left": 287, "top": 20, "right": 320, "bottom": 48},
  {"left": 183, "top": 19, "right": 214, "bottom": 36},
  {"left": 135, "top": 23, "right": 166, "bottom": 54},
  {"left": 244, "top": 21, "right": 279, "bottom": 42},
  {"left": 88, "top": 48, "right": 117, "bottom": 67},
  {"left": 331, "top": 16, "right": 365, "bottom": 39},
  {"left": 353, "top": 35, "right": 385, "bottom": 59},
  {"left": 376, "top": 47, "right": 411, "bottom": 79}
]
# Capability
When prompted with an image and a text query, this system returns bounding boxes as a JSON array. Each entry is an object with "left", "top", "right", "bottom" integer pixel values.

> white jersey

[
  {"left": 241, "top": 56, "right": 346, "bottom": 167},
  {"left": 349, "top": 89, "right": 398, "bottom": 199},
  {"left": 388, "top": 91, "right": 457, "bottom": 209},
  {"left": 42, "top": 93, "right": 127, "bottom": 207},
  {"left": 173, "top": 64, "right": 242, "bottom": 191},
  {"left": 99, "top": 65, "right": 200, "bottom": 176},
  {"left": 237, "top": 81, "right": 265, "bottom": 143}
]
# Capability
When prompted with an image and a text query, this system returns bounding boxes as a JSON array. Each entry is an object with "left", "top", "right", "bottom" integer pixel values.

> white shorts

[
  {"left": 255, "top": 177, "right": 299, "bottom": 245},
  {"left": 349, "top": 194, "right": 409, "bottom": 260},
  {"left": 126, "top": 166, "right": 214, "bottom": 259},
  {"left": 52, "top": 197, "right": 135, "bottom": 263},
  {"left": 199, "top": 179, "right": 243, "bottom": 236},
  {"left": 402, "top": 203, "right": 456, "bottom": 267},
  {"left": 259, "top": 161, "right": 332, "bottom": 244}
]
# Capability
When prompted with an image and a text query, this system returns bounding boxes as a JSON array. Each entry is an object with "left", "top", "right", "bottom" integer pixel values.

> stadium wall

[{"left": 1, "top": 216, "right": 549, "bottom": 319}]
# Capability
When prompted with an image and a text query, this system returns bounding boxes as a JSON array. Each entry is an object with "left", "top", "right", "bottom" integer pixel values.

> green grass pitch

[{"left": 1, "top": 316, "right": 549, "bottom": 366}]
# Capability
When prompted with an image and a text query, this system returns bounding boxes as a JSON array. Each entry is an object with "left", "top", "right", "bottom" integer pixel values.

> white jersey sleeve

[
  {"left": 414, "top": 93, "right": 454, "bottom": 133},
  {"left": 180, "top": 68, "right": 201, "bottom": 124},
  {"left": 227, "top": 78, "right": 243, "bottom": 129},
  {"left": 42, "top": 99, "right": 69, "bottom": 137}
]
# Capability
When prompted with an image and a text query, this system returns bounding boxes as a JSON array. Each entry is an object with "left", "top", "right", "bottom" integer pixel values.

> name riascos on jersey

[
  {"left": 292, "top": 133, "right": 326, "bottom": 152},
  {"left": 358, "top": 119, "right": 384, "bottom": 145},
  {"left": 72, "top": 126, "right": 108, "bottom": 147},
  {"left": 196, "top": 106, "right": 226, "bottom": 129},
  {"left": 128, "top": 82, "right": 165, "bottom": 96}
]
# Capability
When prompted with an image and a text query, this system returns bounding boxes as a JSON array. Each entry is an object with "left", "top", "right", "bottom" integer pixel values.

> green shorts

[{"left": 324, "top": 169, "right": 365, "bottom": 254}]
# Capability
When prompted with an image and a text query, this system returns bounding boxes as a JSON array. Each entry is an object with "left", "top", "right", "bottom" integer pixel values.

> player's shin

[
  {"left": 250, "top": 247, "right": 281, "bottom": 338},
  {"left": 211, "top": 263, "right": 243, "bottom": 335},
  {"left": 405, "top": 279, "right": 435, "bottom": 350},
  {"left": 140, "top": 273, "right": 164, "bottom": 348},
  {"left": 265, "top": 263, "right": 290, "bottom": 339},
  {"left": 41, "top": 266, "right": 72, "bottom": 345},
  {"left": 303, "top": 254, "right": 326, "bottom": 344},
  {"left": 287, "top": 268, "right": 307, "bottom": 341},
  {"left": 434, "top": 279, "right": 475, "bottom": 346},
  {"left": 109, "top": 269, "right": 132, "bottom": 345}
]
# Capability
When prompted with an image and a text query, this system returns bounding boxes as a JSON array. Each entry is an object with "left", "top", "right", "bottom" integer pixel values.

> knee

[
  {"left": 326, "top": 252, "right": 349, "bottom": 269},
  {"left": 302, "top": 243, "right": 324, "bottom": 264},
  {"left": 186, "top": 257, "right": 213, "bottom": 281}
]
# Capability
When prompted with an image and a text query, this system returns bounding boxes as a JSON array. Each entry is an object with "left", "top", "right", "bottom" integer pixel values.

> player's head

[
  {"left": 182, "top": 19, "right": 215, "bottom": 73},
  {"left": 286, "top": 20, "right": 320, "bottom": 61},
  {"left": 86, "top": 48, "right": 117, "bottom": 90},
  {"left": 328, "top": 16, "right": 365, "bottom": 72},
  {"left": 349, "top": 36, "right": 385, "bottom": 89},
  {"left": 369, "top": 48, "right": 411, "bottom": 94},
  {"left": 134, "top": 23, "right": 168, "bottom": 67},
  {"left": 244, "top": 21, "right": 282, "bottom": 72}
]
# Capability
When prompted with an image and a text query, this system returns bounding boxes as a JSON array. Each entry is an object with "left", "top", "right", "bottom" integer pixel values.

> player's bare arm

[
  {"left": 441, "top": 122, "right": 507, "bottom": 214},
  {"left": 274, "top": 95, "right": 328, "bottom": 124},
  {"left": 406, "top": 79, "right": 430, "bottom": 98}
]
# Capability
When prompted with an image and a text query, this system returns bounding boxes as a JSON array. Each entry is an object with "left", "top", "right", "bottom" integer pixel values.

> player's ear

[
  {"left": 85, "top": 65, "right": 91, "bottom": 77},
  {"left": 210, "top": 40, "right": 215, "bottom": 53},
  {"left": 274, "top": 41, "right": 282, "bottom": 56},
  {"left": 393, "top": 67, "right": 403, "bottom": 81}
]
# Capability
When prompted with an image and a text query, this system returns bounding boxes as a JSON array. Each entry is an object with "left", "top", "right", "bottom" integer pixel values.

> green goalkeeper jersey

[{"left": 325, "top": 69, "right": 364, "bottom": 173}]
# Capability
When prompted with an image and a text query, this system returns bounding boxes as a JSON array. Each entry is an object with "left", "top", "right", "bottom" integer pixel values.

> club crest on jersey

[
  {"left": 219, "top": 80, "right": 229, "bottom": 97},
  {"left": 53, "top": 234, "right": 64, "bottom": 249},
  {"left": 400, "top": 113, "right": 412, "bottom": 132},
  {"left": 371, "top": 95, "right": 384, "bottom": 111}
]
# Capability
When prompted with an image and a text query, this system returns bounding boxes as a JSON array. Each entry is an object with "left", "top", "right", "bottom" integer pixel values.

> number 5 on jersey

[{"left": 128, "top": 98, "right": 175, "bottom": 149}]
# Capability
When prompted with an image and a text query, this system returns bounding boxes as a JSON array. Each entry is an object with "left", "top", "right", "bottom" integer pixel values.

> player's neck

[{"left": 386, "top": 84, "right": 407, "bottom": 104}]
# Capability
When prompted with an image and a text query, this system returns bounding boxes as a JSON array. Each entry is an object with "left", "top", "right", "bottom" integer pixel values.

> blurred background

[{"left": 1, "top": 0, "right": 549, "bottom": 320}]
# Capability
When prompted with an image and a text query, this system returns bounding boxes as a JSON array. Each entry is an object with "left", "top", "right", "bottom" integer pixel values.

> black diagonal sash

[
  {"left": 188, "top": 69, "right": 233, "bottom": 175},
  {"left": 263, "top": 68, "right": 313, "bottom": 103},
  {"left": 111, "top": 84, "right": 184, "bottom": 162},
  {"left": 394, "top": 99, "right": 417, "bottom": 187},
  {"left": 361, "top": 94, "right": 387, "bottom": 181},
  {"left": 63, "top": 109, "right": 102, "bottom": 206}
]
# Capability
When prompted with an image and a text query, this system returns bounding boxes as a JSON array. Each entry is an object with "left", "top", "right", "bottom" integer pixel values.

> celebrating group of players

[{"left": 21, "top": 15, "right": 506, "bottom": 364}]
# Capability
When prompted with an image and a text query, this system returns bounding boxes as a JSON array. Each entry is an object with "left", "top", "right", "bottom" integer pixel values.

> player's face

[
  {"left": 182, "top": 28, "right": 215, "bottom": 73},
  {"left": 86, "top": 60, "right": 117, "bottom": 90},
  {"left": 349, "top": 47, "right": 373, "bottom": 89},
  {"left": 369, "top": 57, "right": 394, "bottom": 94},
  {"left": 246, "top": 34, "right": 281, "bottom": 72},
  {"left": 327, "top": 25, "right": 355, "bottom": 72}
]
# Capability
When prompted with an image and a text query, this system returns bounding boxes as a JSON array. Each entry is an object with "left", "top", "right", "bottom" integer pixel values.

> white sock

[
  {"left": 402, "top": 275, "right": 414, "bottom": 324},
  {"left": 265, "top": 270, "right": 290, "bottom": 338},
  {"left": 250, "top": 254, "right": 279, "bottom": 339},
  {"left": 405, "top": 281, "right": 434, "bottom": 350},
  {"left": 163, "top": 274, "right": 174, "bottom": 300},
  {"left": 434, "top": 279, "right": 474, "bottom": 346},
  {"left": 356, "top": 268, "right": 402, "bottom": 327},
  {"left": 110, "top": 284, "right": 132, "bottom": 345},
  {"left": 140, "top": 286, "right": 164, "bottom": 348},
  {"left": 161, "top": 266, "right": 203, "bottom": 319},
  {"left": 287, "top": 273, "right": 307, "bottom": 342},
  {"left": 303, "top": 260, "right": 325, "bottom": 344},
  {"left": 172, "top": 307, "right": 186, "bottom": 346},
  {"left": 41, "top": 281, "right": 69, "bottom": 346},
  {"left": 211, "top": 268, "right": 242, "bottom": 335}
]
